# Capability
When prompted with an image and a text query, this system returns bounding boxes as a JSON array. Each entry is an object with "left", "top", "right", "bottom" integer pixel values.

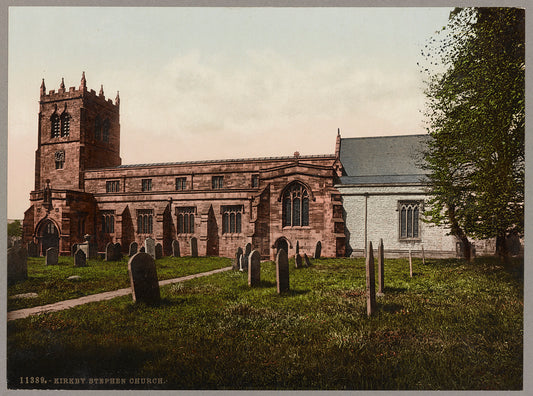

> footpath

[{"left": 7, "top": 266, "right": 232, "bottom": 322}]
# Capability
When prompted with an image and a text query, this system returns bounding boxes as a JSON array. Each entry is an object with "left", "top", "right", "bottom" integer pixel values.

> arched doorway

[
  {"left": 38, "top": 219, "right": 59, "bottom": 255},
  {"left": 275, "top": 237, "right": 289, "bottom": 255}
]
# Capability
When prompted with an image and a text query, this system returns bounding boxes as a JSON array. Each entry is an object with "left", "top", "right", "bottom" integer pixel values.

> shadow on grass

[{"left": 379, "top": 303, "right": 405, "bottom": 314}]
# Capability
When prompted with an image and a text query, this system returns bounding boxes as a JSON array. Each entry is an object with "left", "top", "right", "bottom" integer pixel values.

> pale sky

[{"left": 8, "top": 6, "right": 453, "bottom": 219}]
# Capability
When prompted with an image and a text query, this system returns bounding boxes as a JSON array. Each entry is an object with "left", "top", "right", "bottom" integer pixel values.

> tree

[
  {"left": 421, "top": 7, "right": 524, "bottom": 261},
  {"left": 7, "top": 220, "right": 22, "bottom": 238}
]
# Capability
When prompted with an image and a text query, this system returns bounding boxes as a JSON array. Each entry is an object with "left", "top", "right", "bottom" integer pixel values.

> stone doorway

[
  {"left": 275, "top": 237, "right": 289, "bottom": 255},
  {"left": 38, "top": 219, "right": 59, "bottom": 255}
]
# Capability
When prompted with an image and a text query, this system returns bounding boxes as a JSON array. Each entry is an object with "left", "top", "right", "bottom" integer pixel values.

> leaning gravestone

[
  {"left": 172, "top": 240, "right": 180, "bottom": 257},
  {"left": 314, "top": 241, "right": 322, "bottom": 259},
  {"left": 74, "top": 248, "right": 87, "bottom": 267},
  {"left": 129, "top": 241, "right": 138, "bottom": 257},
  {"left": 114, "top": 243, "right": 123, "bottom": 260},
  {"left": 155, "top": 243, "right": 163, "bottom": 259},
  {"left": 276, "top": 248, "right": 289, "bottom": 293},
  {"left": 304, "top": 253, "right": 312, "bottom": 267},
  {"left": 7, "top": 245, "right": 28, "bottom": 284},
  {"left": 46, "top": 247, "right": 59, "bottom": 266},
  {"left": 234, "top": 247, "right": 243, "bottom": 270},
  {"left": 27, "top": 241, "right": 39, "bottom": 257},
  {"left": 190, "top": 237, "right": 198, "bottom": 257},
  {"left": 128, "top": 252, "right": 160, "bottom": 304},
  {"left": 145, "top": 237, "right": 156, "bottom": 259},
  {"left": 295, "top": 253, "right": 303, "bottom": 269},
  {"left": 71, "top": 243, "right": 78, "bottom": 257},
  {"left": 366, "top": 241, "right": 377, "bottom": 316},
  {"left": 248, "top": 250, "right": 261, "bottom": 287},
  {"left": 105, "top": 242, "right": 115, "bottom": 261},
  {"left": 377, "top": 239, "right": 385, "bottom": 296}
]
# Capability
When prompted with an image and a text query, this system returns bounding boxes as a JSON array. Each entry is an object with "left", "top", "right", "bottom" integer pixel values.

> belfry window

[
  {"left": 51, "top": 114, "right": 60, "bottom": 138},
  {"left": 222, "top": 205, "right": 243, "bottom": 234},
  {"left": 137, "top": 209, "right": 153, "bottom": 234},
  {"left": 60, "top": 112, "right": 71, "bottom": 137},
  {"left": 177, "top": 207, "right": 195, "bottom": 234},
  {"left": 399, "top": 201, "right": 421, "bottom": 240},
  {"left": 102, "top": 119, "right": 110, "bottom": 142},
  {"left": 94, "top": 116, "right": 102, "bottom": 140},
  {"left": 282, "top": 183, "right": 310, "bottom": 227}
]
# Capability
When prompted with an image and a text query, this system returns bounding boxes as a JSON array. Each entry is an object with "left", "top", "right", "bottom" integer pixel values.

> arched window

[
  {"left": 399, "top": 201, "right": 421, "bottom": 240},
  {"left": 282, "top": 183, "right": 310, "bottom": 227},
  {"left": 51, "top": 113, "right": 60, "bottom": 138},
  {"left": 137, "top": 209, "right": 153, "bottom": 234},
  {"left": 60, "top": 112, "right": 71, "bottom": 137},
  {"left": 94, "top": 116, "right": 102, "bottom": 140}
]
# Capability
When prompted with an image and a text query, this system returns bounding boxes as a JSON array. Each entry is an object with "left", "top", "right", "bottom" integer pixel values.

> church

[{"left": 23, "top": 74, "right": 490, "bottom": 259}]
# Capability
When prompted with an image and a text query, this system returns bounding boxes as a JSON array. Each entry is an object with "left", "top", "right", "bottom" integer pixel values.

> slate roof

[{"left": 339, "top": 134, "right": 430, "bottom": 185}]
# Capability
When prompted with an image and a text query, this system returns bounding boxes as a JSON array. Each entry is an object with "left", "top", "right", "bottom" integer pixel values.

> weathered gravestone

[
  {"left": 304, "top": 253, "right": 312, "bottom": 267},
  {"left": 145, "top": 237, "right": 156, "bottom": 259},
  {"left": 83, "top": 234, "right": 98, "bottom": 259},
  {"left": 377, "top": 239, "right": 385, "bottom": 296},
  {"left": 366, "top": 241, "right": 377, "bottom": 316},
  {"left": 242, "top": 243, "right": 252, "bottom": 272},
  {"left": 140, "top": 246, "right": 146, "bottom": 253},
  {"left": 314, "top": 241, "right": 322, "bottom": 259},
  {"left": 27, "top": 241, "right": 39, "bottom": 257},
  {"left": 296, "top": 241, "right": 300, "bottom": 254},
  {"left": 190, "top": 237, "right": 198, "bottom": 257},
  {"left": 71, "top": 243, "right": 78, "bottom": 257},
  {"left": 295, "top": 253, "right": 303, "bottom": 269},
  {"left": 128, "top": 252, "right": 161, "bottom": 304},
  {"left": 129, "top": 241, "right": 138, "bottom": 256},
  {"left": 7, "top": 245, "right": 28, "bottom": 284},
  {"left": 234, "top": 247, "right": 243, "bottom": 270},
  {"left": 45, "top": 247, "right": 59, "bottom": 266},
  {"left": 276, "top": 248, "right": 289, "bottom": 293},
  {"left": 114, "top": 243, "right": 123, "bottom": 260},
  {"left": 105, "top": 242, "right": 115, "bottom": 261},
  {"left": 172, "top": 240, "right": 180, "bottom": 257},
  {"left": 155, "top": 243, "right": 163, "bottom": 259},
  {"left": 248, "top": 250, "right": 261, "bottom": 287},
  {"left": 74, "top": 248, "right": 87, "bottom": 267}
]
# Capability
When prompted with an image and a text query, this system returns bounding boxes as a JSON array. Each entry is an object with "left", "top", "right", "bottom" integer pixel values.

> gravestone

[
  {"left": 155, "top": 243, "right": 163, "bottom": 259},
  {"left": 234, "top": 247, "right": 243, "bottom": 270},
  {"left": 296, "top": 241, "right": 300, "bottom": 255},
  {"left": 145, "top": 237, "right": 156, "bottom": 259},
  {"left": 365, "top": 241, "right": 377, "bottom": 316},
  {"left": 128, "top": 252, "right": 160, "bottom": 304},
  {"left": 314, "top": 241, "right": 322, "bottom": 259},
  {"left": 304, "top": 253, "right": 312, "bottom": 267},
  {"left": 276, "top": 248, "right": 289, "bottom": 293},
  {"left": 239, "top": 255, "right": 245, "bottom": 272},
  {"left": 129, "top": 241, "right": 138, "bottom": 256},
  {"left": 190, "top": 237, "right": 198, "bottom": 257},
  {"left": 74, "top": 248, "right": 87, "bottom": 267},
  {"left": 114, "top": 243, "right": 123, "bottom": 260},
  {"left": 248, "top": 250, "right": 261, "bottom": 287},
  {"left": 377, "top": 239, "right": 384, "bottom": 296},
  {"left": 7, "top": 245, "right": 28, "bottom": 284},
  {"left": 140, "top": 246, "right": 146, "bottom": 253},
  {"left": 27, "top": 241, "right": 39, "bottom": 257},
  {"left": 83, "top": 234, "right": 98, "bottom": 259},
  {"left": 45, "top": 247, "right": 59, "bottom": 266},
  {"left": 71, "top": 243, "right": 78, "bottom": 257},
  {"left": 105, "top": 242, "right": 115, "bottom": 261},
  {"left": 172, "top": 240, "right": 180, "bottom": 257},
  {"left": 242, "top": 243, "right": 252, "bottom": 272},
  {"left": 295, "top": 253, "right": 303, "bottom": 269}
]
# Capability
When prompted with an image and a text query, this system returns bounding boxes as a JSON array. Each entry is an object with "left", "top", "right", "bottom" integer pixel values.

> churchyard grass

[
  {"left": 7, "top": 256, "right": 522, "bottom": 390},
  {"left": 7, "top": 256, "right": 231, "bottom": 311}
]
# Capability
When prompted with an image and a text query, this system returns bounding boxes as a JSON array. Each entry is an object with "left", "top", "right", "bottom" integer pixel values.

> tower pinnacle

[
  {"left": 99, "top": 84, "right": 104, "bottom": 96},
  {"left": 80, "top": 71, "right": 87, "bottom": 90},
  {"left": 40, "top": 78, "right": 46, "bottom": 97},
  {"left": 115, "top": 91, "right": 120, "bottom": 106}
]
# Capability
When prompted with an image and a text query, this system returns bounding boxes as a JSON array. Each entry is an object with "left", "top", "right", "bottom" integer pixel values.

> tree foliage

[
  {"left": 421, "top": 7, "right": 524, "bottom": 259},
  {"left": 8, "top": 220, "right": 22, "bottom": 238}
]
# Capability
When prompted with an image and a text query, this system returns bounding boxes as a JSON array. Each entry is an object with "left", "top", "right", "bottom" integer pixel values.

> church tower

[{"left": 35, "top": 72, "right": 121, "bottom": 191}]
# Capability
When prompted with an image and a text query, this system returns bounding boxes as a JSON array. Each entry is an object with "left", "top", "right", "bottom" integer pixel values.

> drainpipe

[{"left": 364, "top": 192, "right": 368, "bottom": 257}]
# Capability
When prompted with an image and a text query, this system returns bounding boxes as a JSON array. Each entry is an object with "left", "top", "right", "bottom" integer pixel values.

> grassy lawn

[
  {"left": 7, "top": 256, "right": 523, "bottom": 390},
  {"left": 8, "top": 256, "right": 231, "bottom": 311}
]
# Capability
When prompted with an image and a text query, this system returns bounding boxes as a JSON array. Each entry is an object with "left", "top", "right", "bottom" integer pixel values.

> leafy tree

[
  {"left": 421, "top": 7, "right": 524, "bottom": 260},
  {"left": 8, "top": 220, "right": 22, "bottom": 238}
]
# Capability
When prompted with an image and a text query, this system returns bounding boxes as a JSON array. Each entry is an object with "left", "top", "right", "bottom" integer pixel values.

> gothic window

[
  {"left": 55, "top": 151, "right": 65, "bottom": 169},
  {"left": 101, "top": 211, "right": 115, "bottom": 234},
  {"left": 251, "top": 174, "right": 259, "bottom": 188},
  {"left": 60, "top": 112, "right": 71, "bottom": 137},
  {"left": 175, "top": 177, "right": 187, "bottom": 191},
  {"left": 51, "top": 113, "right": 60, "bottom": 138},
  {"left": 142, "top": 179, "right": 152, "bottom": 192},
  {"left": 94, "top": 116, "right": 101, "bottom": 140},
  {"left": 106, "top": 180, "right": 120, "bottom": 193},
  {"left": 399, "top": 201, "right": 421, "bottom": 240},
  {"left": 222, "top": 205, "right": 243, "bottom": 234},
  {"left": 177, "top": 207, "right": 195, "bottom": 234},
  {"left": 212, "top": 176, "right": 223, "bottom": 189},
  {"left": 282, "top": 183, "right": 310, "bottom": 227},
  {"left": 137, "top": 209, "right": 153, "bottom": 234},
  {"left": 102, "top": 119, "right": 110, "bottom": 142}
]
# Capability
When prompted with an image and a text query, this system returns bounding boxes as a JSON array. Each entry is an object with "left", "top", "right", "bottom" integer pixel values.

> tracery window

[
  {"left": 222, "top": 205, "right": 243, "bottom": 234},
  {"left": 137, "top": 209, "right": 153, "bottom": 234},
  {"left": 282, "top": 183, "right": 310, "bottom": 227},
  {"left": 51, "top": 113, "right": 60, "bottom": 138},
  {"left": 60, "top": 112, "right": 71, "bottom": 137},
  {"left": 177, "top": 207, "right": 195, "bottom": 234},
  {"left": 101, "top": 211, "right": 115, "bottom": 234},
  {"left": 399, "top": 201, "right": 421, "bottom": 240}
]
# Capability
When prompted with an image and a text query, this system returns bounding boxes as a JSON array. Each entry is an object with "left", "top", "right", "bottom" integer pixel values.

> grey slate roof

[{"left": 339, "top": 134, "right": 430, "bottom": 185}]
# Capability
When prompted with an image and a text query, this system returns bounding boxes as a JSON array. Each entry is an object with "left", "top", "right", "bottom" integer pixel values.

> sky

[{"left": 7, "top": 6, "right": 453, "bottom": 219}]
